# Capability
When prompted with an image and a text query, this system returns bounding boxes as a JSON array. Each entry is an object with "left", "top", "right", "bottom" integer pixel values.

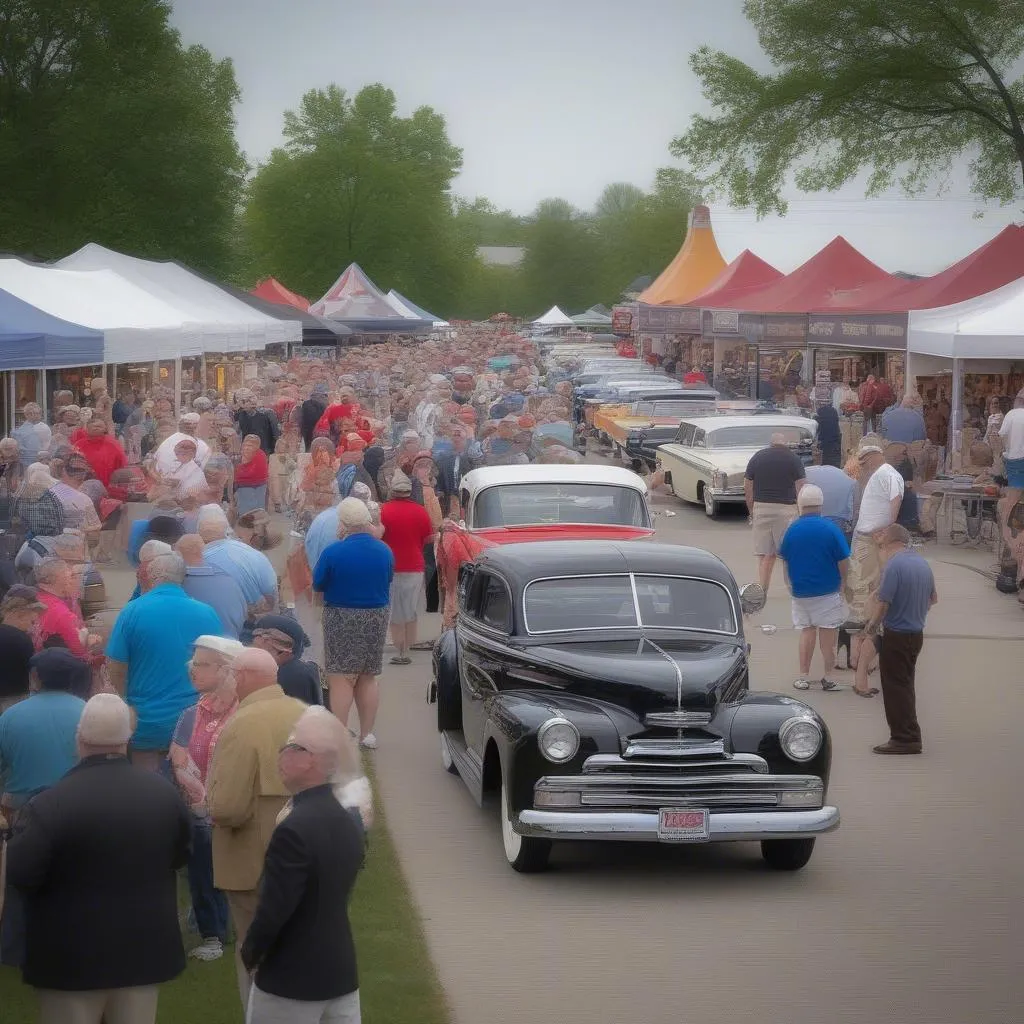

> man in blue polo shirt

[
  {"left": 105, "top": 550, "right": 223, "bottom": 770},
  {"left": 197, "top": 504, "right": 277, "bottom": 611},
  {"left": 778, "top": 484, "right": 851, "bottom": 693}
]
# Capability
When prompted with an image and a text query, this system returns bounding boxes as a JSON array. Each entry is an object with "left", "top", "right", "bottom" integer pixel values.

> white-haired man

[
  {"left": 197, "top": 504, "right": 278, "bottom": 612},
  {"left": 153, "top": 412, "right": 211, "bottom": 473},
  {"left": 208, "top": 647, "right": 306, "bottom": 1007},
  {"left": 779, "top": 484, "right": 851, "bottom": 691},
  {"left": 12, "top": 402, "right": 51, "bottom": 466},
  {"left": 169, "top": 635, "right": 245, "bottom": 962},
  {"left": 105, "top": 550, "right": 223, "bottom": 771},
  {"left": 6, "top": 693, "right": 191, "bottom": 1024},
  {"left": 241, "top": 706, "right": 365, "bottom": 1024}
]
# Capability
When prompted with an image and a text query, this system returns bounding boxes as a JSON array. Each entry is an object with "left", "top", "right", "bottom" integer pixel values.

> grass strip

[{"left": 0, "top": 788, "right": 449, "bottom": 1023}]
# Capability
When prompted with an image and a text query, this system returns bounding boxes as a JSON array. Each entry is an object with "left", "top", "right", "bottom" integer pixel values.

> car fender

[
  {"left": 724, "top": 692, "right": 832, "bottom": 787},
  {"left": 484, "top": 692, "right": 624, "bottom": 813},
  {"left": 431, "top": 628, "right": 462, "bottom": 732}
]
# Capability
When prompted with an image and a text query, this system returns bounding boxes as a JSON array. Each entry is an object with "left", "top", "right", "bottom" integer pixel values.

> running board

[{"left": 442, "top": 731, "right": 485, "bottom": 805}]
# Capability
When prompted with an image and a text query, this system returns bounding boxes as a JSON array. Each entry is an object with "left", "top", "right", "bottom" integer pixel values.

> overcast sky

[{"left": 169, "top": 0, "right": 1022, "bottom": 275}]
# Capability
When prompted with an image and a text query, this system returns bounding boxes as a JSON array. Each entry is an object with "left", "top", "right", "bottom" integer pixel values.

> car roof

[
  {"left": 476, "top": 540, "right": 736, "bottom": 589},
  {"left": 676, "top": 413, "right": 815, "bottom": 431},
  {"left": 461, "top": 464, "right": 649, "bottom": 498}
]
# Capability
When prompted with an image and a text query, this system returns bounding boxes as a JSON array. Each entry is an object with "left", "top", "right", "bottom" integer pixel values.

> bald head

[
  {"left": 770, "top": 432, "right": 788, "bottom": 446},
  {"left": 175, "top": 534, "right": 206, "bottom": 566},
  {"left": 233, "top": 646, "right": 280, "bottom": 701}
]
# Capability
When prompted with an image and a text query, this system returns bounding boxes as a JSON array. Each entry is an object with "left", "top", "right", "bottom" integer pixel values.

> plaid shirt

[
  {"left": 51, "top": 481, "right": 101, "bottom": 532},
  {"left": 12, "top": 490, "right": 65, "bottom": 537}
]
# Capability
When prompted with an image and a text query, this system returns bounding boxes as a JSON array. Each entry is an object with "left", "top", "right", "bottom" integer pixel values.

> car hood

[{"left": 519, "top": 636, "right": 746, "bottom": 717}]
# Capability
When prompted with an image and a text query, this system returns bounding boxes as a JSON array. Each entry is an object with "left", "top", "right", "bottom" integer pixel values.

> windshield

[
  {"left": 473, "top": 484, "right": 649, "bottom": 529},
  {"left": 707, "top": 424, "right": 813, "bottom": 448},
  {"left": 524, "top": 574, "right": 737, "bottom": 634},
  {"left": 634, "top": 400, "right": 715, "bottom": 416}
]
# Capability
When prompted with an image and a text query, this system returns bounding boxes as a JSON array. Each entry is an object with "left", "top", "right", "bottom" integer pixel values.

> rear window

[
  {"left": 473, "top": 484, "right": 649, "bottom": 529},
  {"left": 524, "top": 574, "right": 737, "bottom": 635}
]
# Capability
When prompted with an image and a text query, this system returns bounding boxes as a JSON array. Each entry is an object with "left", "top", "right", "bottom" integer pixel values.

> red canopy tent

[
  {"left": 684, "top": 250, "right": 783, "bottom": 308},
  {"left": 814, "top": 224, "right": 1024, "bottom": 312},
  {"left": 251, "top": 277, "right": 310, "bottom": 311},
  {"left": 716, "top": 237, "right": 894, "bottom": 313}
]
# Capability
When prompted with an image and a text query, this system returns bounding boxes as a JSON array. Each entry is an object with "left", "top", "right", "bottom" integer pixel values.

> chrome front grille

[
  {"left": 535, "top": 764, "right": 822, "bottom": 812},
  {"left": 644, "top": 711, "right": 712, "bottom": 728}
]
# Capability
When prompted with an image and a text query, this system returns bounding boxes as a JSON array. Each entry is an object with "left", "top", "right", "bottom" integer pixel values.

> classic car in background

[
  {"left": 655, "top": 414, "right": 817, "bottom": 518},
  {"left": 429, "top": 540, "right": 839, "bottom": 873},
  {"left": 435, "top": 465, "right": 654, "bottom": 610}
]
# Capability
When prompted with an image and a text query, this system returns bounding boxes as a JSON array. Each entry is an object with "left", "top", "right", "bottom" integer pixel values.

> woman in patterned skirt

[{"left": 312, "top": 498, "right": 394, "bottom": 750}]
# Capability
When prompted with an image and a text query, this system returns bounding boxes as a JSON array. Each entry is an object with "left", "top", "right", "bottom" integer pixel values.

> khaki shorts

[
  {"left": 846, "top": 531, "right": 882, "bottom": 621},
  {"left": 751, "top": 502, "right": 797, "bottom": 556}
]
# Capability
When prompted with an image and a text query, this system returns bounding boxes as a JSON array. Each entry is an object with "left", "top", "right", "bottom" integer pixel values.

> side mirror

[{"left": 739, "top": 582, "right": 766, "bottom": 615}]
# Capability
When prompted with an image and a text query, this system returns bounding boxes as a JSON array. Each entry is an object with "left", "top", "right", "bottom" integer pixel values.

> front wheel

[
  {"left": 500, "top": 778, "right": 550, "bottom": 873},
  {"left": 761, "top": 837, "right": 815, "bottom": 871},
  {"left": 702, "top": 486, "right": 719, "bottom": 519}
]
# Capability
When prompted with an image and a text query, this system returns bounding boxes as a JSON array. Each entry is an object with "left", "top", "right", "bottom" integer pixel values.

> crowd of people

[{"left": 0, "top": 329, "right": 583, "bottom": 1024}]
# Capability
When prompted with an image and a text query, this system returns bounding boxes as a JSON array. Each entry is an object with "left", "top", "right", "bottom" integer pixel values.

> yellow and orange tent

[{"left": 638, "top": 205, "right": 727, "bottom": 306}]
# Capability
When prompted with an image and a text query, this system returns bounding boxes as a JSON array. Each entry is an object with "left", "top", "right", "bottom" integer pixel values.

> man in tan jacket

[{"left": 207, "top": 647, "right": 306, "bottom": 1007}]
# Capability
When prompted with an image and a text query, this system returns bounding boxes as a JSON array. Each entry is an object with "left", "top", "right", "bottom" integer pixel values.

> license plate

[{"left": 657, "top": 808, "right": 710, "bottom": 842}]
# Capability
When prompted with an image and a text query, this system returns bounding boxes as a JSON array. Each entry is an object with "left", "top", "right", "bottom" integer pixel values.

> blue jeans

[{"left": 188, "top": 821, "right": 230, "bottom": 943}]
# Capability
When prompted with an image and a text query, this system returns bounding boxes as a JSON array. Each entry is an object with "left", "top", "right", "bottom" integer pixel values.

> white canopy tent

[
  {"left": 57, "top": 244, "right": 299, "bottom": 353},
  {"left": 908, "top": 275, "right": 1024, "bottom": 359},
  {"left": 0, "top": 258, "right": 209, "bottom": 362},
  {"left": 907, "top": 276, "right": 1024, "bottom": 452},
  {"left": 386, "top": 289, "right": 450, "bottom": 329},
  {"left": 533, "top": 305, "right": 574, "bottom": 327}
]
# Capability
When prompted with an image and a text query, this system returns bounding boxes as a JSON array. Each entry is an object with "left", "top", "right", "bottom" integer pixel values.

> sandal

[
  {"left": 389, "top": 655, "right": 412, "bottom": 666},
  {"left": 852, "top": 686, "right": 879, "bottom": 698}
]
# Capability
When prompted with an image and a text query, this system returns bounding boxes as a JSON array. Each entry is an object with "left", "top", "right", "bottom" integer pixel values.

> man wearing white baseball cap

[{"left": 779, "top": 484, "right": 851, "bottom": 691}]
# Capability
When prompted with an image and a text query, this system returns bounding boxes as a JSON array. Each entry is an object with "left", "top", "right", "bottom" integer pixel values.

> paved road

[{"left": 369, "top": 482, "right": 1024, "bottom": 1024}]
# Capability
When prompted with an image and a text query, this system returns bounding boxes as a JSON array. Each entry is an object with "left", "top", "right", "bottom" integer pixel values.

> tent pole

[
  {"left": 200, "top": 353, "right": 207, "bottom": 395},
  {"left": 949, "top": 357, "right": 963, "bottom": 469},
  {"left": 174, "top": 357, "right": 182, "bottom": 415}
]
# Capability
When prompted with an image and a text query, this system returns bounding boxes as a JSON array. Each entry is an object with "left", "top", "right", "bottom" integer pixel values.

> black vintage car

[{"left": 429, "top": 540, "right": 839, "bottom": 873}]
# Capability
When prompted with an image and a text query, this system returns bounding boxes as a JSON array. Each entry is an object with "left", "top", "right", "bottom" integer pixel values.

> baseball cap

[
  {"left": 797, "top": 484, "right": 824, "bottom": 508},
  {"left": 31, "top": 647, "right": 91, "bottom": 695},
  {"left": 857, "top": 444, "right": 884, "bottom": 459},
  {"left": 193, "top": 635, "right": 245, "bottom": 659},
  {"left": 1, "top": 584, "right": 46, "bottom": 615}
]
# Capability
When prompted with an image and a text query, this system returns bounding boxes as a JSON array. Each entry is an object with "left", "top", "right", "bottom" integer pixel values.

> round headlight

[
  {"left": 779, "top": 716, "right": 823, "bottom": 762},
  {"left": 537, "top": 718, "right": 580, "bottom": 763}
]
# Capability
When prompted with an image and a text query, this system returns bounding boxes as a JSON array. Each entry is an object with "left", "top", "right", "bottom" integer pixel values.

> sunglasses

[{"left": 279, "top": 742, "right": 309, "bottom": 754}]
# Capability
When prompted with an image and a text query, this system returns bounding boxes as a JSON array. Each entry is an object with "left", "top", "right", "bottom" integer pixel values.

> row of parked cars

[{"left": 427, "top": 350, "right": 838, "bottom": 873}]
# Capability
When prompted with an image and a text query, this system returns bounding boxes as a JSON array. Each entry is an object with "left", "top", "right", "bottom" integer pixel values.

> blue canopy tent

[{"left": 0, "top": 288, "right": 104, "bottom": 368}]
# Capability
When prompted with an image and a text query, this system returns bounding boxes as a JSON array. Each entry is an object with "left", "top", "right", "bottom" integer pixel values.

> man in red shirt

[
  {"left": 74, "top": 418, "right": 127, "bottom": 487},
  {"left": 313, "top": 386, "right": 360, "bottom": 438},
  {"left": 34, "top": 558, "right": 95, "bottom": 661},
  {"left": 379, "top": 470, "right": 436, "bottom": 665}
]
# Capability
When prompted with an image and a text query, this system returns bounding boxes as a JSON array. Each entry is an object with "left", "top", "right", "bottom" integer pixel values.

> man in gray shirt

[{"left": 862, "top": 524, "right": 937, "bottom": 755}]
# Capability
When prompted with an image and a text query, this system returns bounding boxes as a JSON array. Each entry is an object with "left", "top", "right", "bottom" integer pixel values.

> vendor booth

[{"left": 311, "top": 264, "right": 433, "bottom": 336}]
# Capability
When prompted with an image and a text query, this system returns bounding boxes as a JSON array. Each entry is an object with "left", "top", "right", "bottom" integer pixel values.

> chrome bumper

[
  {"left": 516, "top": 806, "right": 840, "bottom": 843},
  {"left": 706, "top": 488, "right": 747, "bottom": 504}
]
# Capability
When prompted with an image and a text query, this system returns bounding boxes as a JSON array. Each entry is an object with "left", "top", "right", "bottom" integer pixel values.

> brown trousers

[
  {"left": 879, "top": 629, "right": 924, "bottom": 746},
  {"left": 226, "top": 888, "right": 260, "bottom": 1008}
]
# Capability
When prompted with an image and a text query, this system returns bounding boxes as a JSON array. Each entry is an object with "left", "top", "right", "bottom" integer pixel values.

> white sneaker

[
  {"left": 360, "top": 733, "right": 378, "bottom": 750},
  {"left": 188, "top": 938, "right": 224, "bottom": 961}
]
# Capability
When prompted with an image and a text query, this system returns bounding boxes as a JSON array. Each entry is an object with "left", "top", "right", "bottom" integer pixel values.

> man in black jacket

[
  {"left": 242, "top": 707, "right": 364, "bottom": 1023},
  {"left": 434, "top": 428, "right": 474, "bottom": 518},
  {"left": 6, "top": 692, "right": 191, "bottom": 1024},
  {"left": 235, "top": 390, "right": 281, "bottom": 456},
  {"left": 300, "top": 384, "right": 329, "bottom": 450}
]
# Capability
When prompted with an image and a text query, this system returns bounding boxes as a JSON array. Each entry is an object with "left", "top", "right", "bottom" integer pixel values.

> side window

[
  {"left": 675, "top": 423, "right": 696, "bottom": 446},
  {"left": 478, "top": 574, "right": 513, "bottom": 633},
  {"left": 460, "top": 488, "right": 472, "bottom": 524},
  {"left": 692, "top": 429, "right": 706, "bottom": 449}
]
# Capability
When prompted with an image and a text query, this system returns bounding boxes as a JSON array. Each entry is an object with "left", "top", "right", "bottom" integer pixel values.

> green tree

[
  {"left": 243, "top": 84, "right": 470, "bottom": 313},
  {"left": 0, "top": 0, "right": 246, "bottom": 276},
  {"left": 672, "top": 0, "right": 1024, "bottom": 215},
  {"left": 452, "top": 197, "right": 526, "bottom": 246}
]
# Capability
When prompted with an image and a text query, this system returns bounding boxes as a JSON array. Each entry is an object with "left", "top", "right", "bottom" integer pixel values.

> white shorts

[{"left": 791, "top": 591, "right": 848, "bottom": 630}]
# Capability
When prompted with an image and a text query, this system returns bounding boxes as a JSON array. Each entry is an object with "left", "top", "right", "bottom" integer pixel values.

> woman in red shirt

[{"left": 234, "top": 434, "right": 269, "bottom": 516}]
